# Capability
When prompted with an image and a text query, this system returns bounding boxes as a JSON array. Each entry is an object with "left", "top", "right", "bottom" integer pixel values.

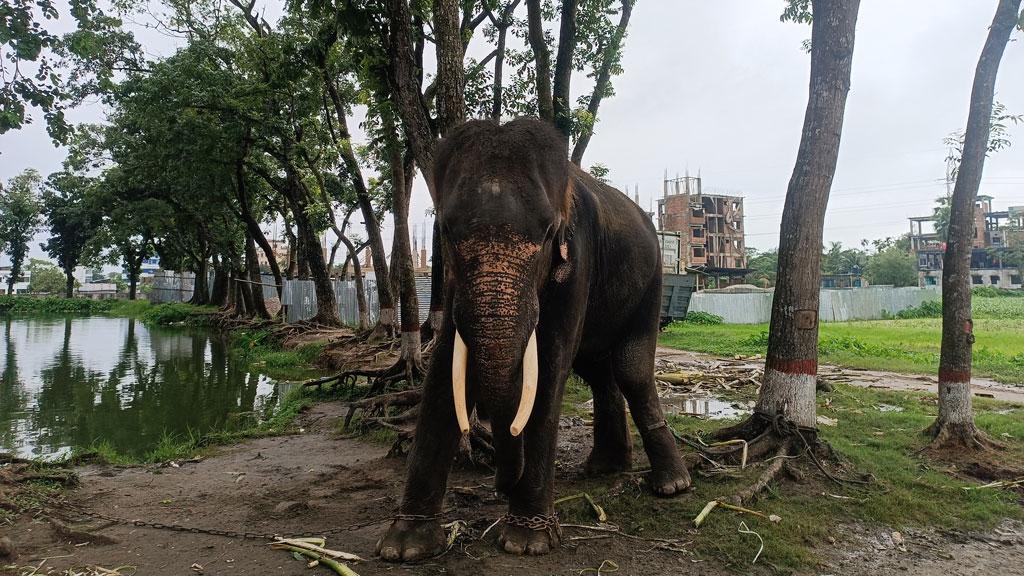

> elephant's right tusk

[{"left": 452, "top": 330, "right": 471, "bottom": 434}]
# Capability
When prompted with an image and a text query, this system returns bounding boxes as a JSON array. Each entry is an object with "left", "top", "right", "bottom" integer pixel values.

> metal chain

[
  {"left": 503, "top": 513, "right": 562, "bottom": 541},
  {"left": 53, "top": 500, "right": 392, "bottom": 541}
]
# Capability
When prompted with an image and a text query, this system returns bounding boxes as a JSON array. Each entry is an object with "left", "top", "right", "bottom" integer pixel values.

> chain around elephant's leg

[{"left": 377, "top": 331, "right": 462, "bottom": 563}]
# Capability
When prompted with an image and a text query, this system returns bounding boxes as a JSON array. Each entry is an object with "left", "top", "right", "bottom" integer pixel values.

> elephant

[{"left": 377, "top": 117, "right": 690, "bottom": 561}]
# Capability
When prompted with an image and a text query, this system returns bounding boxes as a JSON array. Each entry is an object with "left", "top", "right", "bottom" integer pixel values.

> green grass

[
  {"left": 229, "top": 327, "right": 326, "bottom": 380},
  {"left": 557, "top": 382, "right": 1024, "bottom": 573},
  {"left": 140, "top": 302, "right": 218, "bottom": 326},
  {"left": 660, "top": 316, "right": 1024, "bottom": 384}
]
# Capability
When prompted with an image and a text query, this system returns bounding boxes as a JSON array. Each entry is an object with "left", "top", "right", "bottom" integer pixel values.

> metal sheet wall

[{"left": 687, "top": 287, "right": 940, "bottom": 324}]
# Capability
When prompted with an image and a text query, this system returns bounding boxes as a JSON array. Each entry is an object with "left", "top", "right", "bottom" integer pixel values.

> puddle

[
  {"left": 875, "top": 404, "right": 904, "bottom": 413},
  {"left": 661, "top": 394, "right": 751, "bottom": 420}
]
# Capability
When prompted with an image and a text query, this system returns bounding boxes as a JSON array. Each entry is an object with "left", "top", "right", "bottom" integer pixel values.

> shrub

[
  {"left": 973, "top": 286, "right": 1024, "bottom": 298},
  {"left": 0, "top": 296, "right": 118, "bottom": 315},
  {"left": 141, "top": 302, "right": 213, "bottom": 326},
  {"left": 895, "top": 300, "right": 942, "bottom": 319},
  {"left": 740, "top": 330, "right": 770, "bottom": 348},
  {"left": 681, "top": 311, "right": 724, "bottom": 325}
]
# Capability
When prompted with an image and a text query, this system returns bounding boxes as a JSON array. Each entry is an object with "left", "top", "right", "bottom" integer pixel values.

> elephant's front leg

[
  {"left": 497, "top": 358, "right": 571, "bottom": 555},
  {"left": 377, "top": 335, "right": 463, "bottom": 562}
]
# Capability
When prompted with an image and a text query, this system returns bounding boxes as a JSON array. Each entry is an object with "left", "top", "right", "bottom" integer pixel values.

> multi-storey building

[
  {"left": 657, "top": 174, "right": 748, "bottom": 286},
  {"left": 909, "top": 196, "right": 1023, "bottom": 289}
]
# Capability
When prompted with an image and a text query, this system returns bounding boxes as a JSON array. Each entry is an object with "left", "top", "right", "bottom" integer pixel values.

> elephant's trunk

[
  {"left": 449, "top": 236, "right": 543, "bottom": 491},
  {"left": 452, "top": 329, "right": 538, "bottom": 437}
]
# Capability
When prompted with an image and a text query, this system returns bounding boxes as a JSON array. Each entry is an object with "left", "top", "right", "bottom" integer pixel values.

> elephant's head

[{"left": 432, "top": 119, "right": 572, "bottom": 488}]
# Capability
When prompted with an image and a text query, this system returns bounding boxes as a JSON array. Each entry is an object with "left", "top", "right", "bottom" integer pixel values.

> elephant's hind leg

[
  {"left": 574, "top": 355, "right": 633, "bottom": 475},
  {"left": 611, "top": 301, "right": 691, "bottom": 496}
]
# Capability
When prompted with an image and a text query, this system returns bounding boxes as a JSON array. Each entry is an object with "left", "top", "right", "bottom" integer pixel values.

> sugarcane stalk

[
  {"left": 273, "top": 544, "right": 359, "bottom": 576},
  {"left": 271, "top": 538, "right": 363, "bottom": 561}
]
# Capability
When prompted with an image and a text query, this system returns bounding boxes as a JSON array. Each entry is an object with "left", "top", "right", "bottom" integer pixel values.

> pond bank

[{"left": 0, "top": 300, "right": 341, "bottom": 466}]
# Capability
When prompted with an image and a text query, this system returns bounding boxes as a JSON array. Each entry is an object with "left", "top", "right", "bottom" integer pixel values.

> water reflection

[{"left": 0, "top": 316, "right": 289, "bottom": 459}]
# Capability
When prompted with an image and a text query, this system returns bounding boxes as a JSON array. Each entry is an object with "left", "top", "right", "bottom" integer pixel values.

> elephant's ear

[{"left": 551, "top": 179, "right": 574, "bottom": 283}]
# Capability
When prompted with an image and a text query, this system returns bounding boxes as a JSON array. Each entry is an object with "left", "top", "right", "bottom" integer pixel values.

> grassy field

[
  {"left": 558, "top": 378, "right": 1024, "bottom": 573},
  {"left": 660, "top": 297, "right": 1024, "bottom": 385}
]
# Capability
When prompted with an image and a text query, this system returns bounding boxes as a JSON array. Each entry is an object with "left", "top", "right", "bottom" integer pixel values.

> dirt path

[
  {"left": 5, "top": 400, "right": 1023, "bottom": 575},
  {"left": 656, "top": 347, "right": 1024, "bottom": 404}
]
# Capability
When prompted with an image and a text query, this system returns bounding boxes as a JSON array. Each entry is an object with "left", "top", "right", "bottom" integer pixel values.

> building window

[
  {"left": 990, "top": 275, "right": 1000, "bottom": 285},
  {"left": 971, "top": 275, "right": 983, "bottom": 285},
  {"left": 925, "top": 276, "right": 937, "bottom": 285},
  {"left": 1011, "top": 275, "right": 1022, "bottom": 285},
  {"left": 693, "top": 247, "right": 705, "bottom": 258}
]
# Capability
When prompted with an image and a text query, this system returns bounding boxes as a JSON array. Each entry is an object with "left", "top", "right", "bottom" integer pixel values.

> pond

[{"left": 0, "top": 316, "right": 298, "bottom": 460}]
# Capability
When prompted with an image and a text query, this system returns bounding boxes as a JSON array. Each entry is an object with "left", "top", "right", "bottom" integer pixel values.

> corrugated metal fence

[
  {"left": 281, "top": 277, "right": 433, "bottom": 326},
  {"left": 687, "top": 286, "right": 940, "bottom": 324},
  {"left": 150, "top": 271, "right": 196, "bottom": 303}
]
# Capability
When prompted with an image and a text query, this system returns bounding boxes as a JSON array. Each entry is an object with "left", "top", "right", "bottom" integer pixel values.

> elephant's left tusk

[
  {"left": 510, "top": 331, "right": 538, "bottom": 437},
  {"left": 452, "top": 330, "right": 471, "bottom": 434}
]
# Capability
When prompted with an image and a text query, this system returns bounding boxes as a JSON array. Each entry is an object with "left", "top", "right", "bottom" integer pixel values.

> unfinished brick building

[
  {"left": 657, "top": 174, "right": 748, "bottom": 286},
  {"left": 909, "top": 195, "right": 1023, "bottom": 289}
]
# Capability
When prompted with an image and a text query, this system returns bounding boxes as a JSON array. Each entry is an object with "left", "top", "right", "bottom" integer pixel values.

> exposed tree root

[
  {"left": 343, "top": 388, "right": 424, "bottom": 429},
  {"left": 924, "top": 420, "right": 1003, "bottom": 453},
  {"left": 686, "top": 411, "right": 870, "bottom": 504},
  {"left": 728, "top": 439, "right": 793, "bottom": 504}
]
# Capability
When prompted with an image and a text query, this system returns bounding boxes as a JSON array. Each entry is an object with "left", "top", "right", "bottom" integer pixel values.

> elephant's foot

[
  {"left": 584, "top": 447, "right": 633, "bottom": 476},
  {"left": 648, "top": 461, "right": 691, "bottom": 496},
  {"left": 376, "top": 518, "right": 445, "bottom": 562},
  {"left": 497, "top": 515, "right": 561, "bottom": 555}
]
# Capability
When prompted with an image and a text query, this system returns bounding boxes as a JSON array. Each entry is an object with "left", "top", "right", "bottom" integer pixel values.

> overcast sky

[{"left": 2, "top": 0, "right": 1023, "bottom": 268}]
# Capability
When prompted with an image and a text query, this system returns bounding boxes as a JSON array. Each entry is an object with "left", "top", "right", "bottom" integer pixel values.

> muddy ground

[
  {"left": 4, "top": 401, "right": 1024, "bottom": 575},
  {"left": 4, "top": 350, "right": 1024, "bottom": 575}
]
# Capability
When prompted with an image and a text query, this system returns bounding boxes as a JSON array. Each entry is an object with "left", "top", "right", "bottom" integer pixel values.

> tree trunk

[
  {"left": 570, "top": 0, "right": 634, "bottom": 165},
  {"left": 389, "top": 135, "right": 423, "bottom": 373},
  {"left": 296, "top": 230, "right": 311, "bottom": 280},
  {"left": 323, "top": 77, "right": 396, "bottom": 330},
  {"left": 210, "top": 259, "right": 229, "bottom": 308},
  {"left": 65, "top": 270, "right": 75, "bottom": 298},
  {"left": 128, "top": 264, "right": 140, "bottom": 300},
  {"left": 552, "top": 0, "right": 578, "bottom": 138},
  {"left": 224, "top": 272, "right": 236, "bottom": 312},
  {"left": 191, "top": 257, "right": 210, "bottom": 306},
  {"left": 287, "top": 182, "right": 341, "bottom": 326},
  {"left": 340, "top": 236, "right": 370, "bottom": 330},
  {"left": 284, "top": 222, "right": 299, "bottom": 279},
  {"left": 236, "top": 161, "right": 284, "bottom": 299},
  {"left": 246, "top": 232, "right": 270, "bottom": 319},
  {"left": 928, "top": 0, "right": 1021, "bottom": 448},
  {"left": 433, "top": 0, "right": 466, "bottom": 134},
  {"left": 756, "top": 0, "right": 860, "bottom": 429},
  {"left": 383, "top": 0, "right": 438, "bottom": 182},
  {"left": 525, "top": 0, "right": 554, "bottom": 122}
]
